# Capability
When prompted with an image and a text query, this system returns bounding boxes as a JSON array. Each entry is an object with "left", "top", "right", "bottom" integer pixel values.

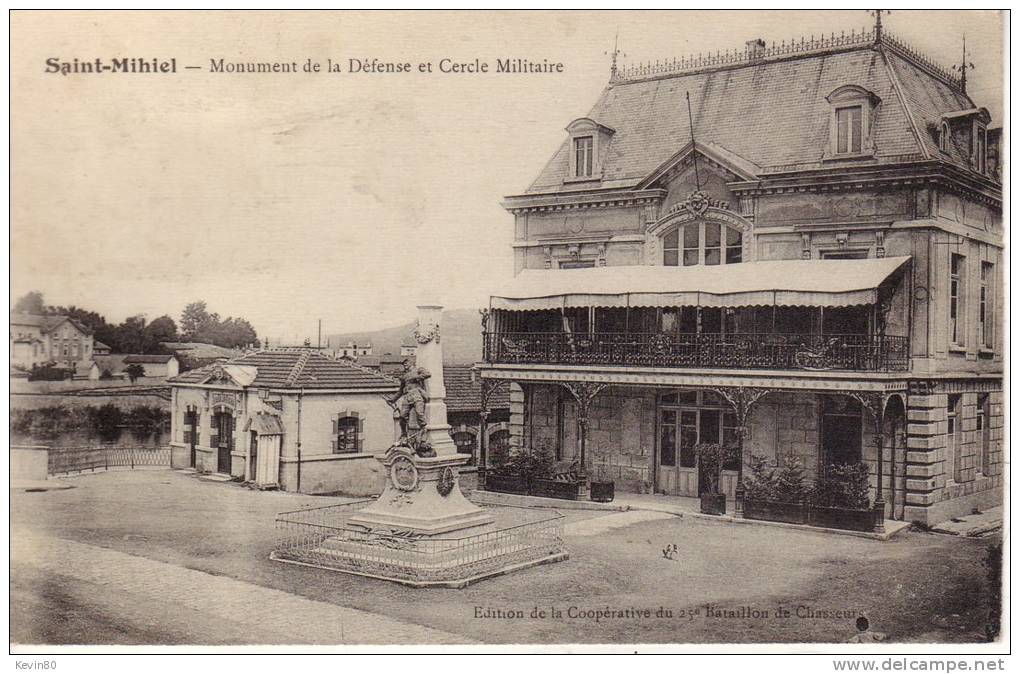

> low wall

[
  {"left": 279, "top": 454, "right": 387, "bottom": 496},
  {"left": 11, "top": 446, "right": 49, "bottom": 482}
]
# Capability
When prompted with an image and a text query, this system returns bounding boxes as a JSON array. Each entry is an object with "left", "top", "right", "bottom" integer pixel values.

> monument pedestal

[{"left": 349, "top": 447, "right": 493, "bottom": 534}]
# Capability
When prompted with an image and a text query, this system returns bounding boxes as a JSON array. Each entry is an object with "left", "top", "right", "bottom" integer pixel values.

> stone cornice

[
  {"left": 502, "top": 188, "right": 666, "bottom": 214},
  {"left": 729, "top": 161, "right": 1001, "bottom": 208}
]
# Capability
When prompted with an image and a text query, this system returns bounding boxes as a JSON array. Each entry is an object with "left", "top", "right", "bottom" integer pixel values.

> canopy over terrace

[{"left": 489, "top": 256, "right": 910, "bottom": 310}]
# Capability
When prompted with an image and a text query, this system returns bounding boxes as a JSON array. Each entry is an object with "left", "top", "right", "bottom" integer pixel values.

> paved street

[{"left": 11, "top": 470, "right": 1000, "bottom": 646}]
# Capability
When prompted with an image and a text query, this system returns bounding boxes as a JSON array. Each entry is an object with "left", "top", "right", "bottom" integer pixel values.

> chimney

[{"left": 746, "top": 38, "right": 766, "bottom": 61}]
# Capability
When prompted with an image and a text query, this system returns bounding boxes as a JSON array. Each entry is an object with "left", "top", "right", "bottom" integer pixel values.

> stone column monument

[{"left": 349, "top": 305, "right": 494, "bottom": 534}]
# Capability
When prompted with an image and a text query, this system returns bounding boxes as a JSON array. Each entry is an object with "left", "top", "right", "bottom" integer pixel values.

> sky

[{"left": 10, "top": 10, "right": 1005, "bottom": 345}]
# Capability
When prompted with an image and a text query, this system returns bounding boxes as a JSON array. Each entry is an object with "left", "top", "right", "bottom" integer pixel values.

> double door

[{"left": 656, "top": 404, "right": 739, "bottom": 497}]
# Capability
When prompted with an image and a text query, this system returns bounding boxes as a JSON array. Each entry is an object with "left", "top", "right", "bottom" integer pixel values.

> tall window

[
  {"left": 950, "top": 254, "right": 965, "bottom": 347},
  {"left": 939, "top": 121, "right": 951, "bottom": 153},
  {"left": 980, "top": 261, "right": 994, "bottom": 349},
  {"left": 947, "top": 395, "right": 961, "bottom": 482},
  {"left": 335, "top": 416, "right": 360, "bottom": 454},
  {"left": 663, "top": 223, "right": 742, "bottom": 267},
  {"left": 836, "top": 106, "right": 863, "bottom": 154},
  {"left": 574, "top": 136, "right": 593, "bottom": 177},
  {"left": 976, "top": 126, "right": 988, "bottom": 174},
  {"left": 977, "top": 394, "right": 990, "bottom": 475}
]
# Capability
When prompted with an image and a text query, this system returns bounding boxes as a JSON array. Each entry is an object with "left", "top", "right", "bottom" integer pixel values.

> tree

[
  {"left": 14, "top": 291, "right": 45, "bottom": 314},
  {"left": 180, "top": 301, "right": 211, "bottom": 341},
  {"left": 124, "top": 363, "right": 146, "bottom": 383},
  {"left": 143, "top": 315, "right": 179, "bottom": 349},
  {"left": 113, "top": 315, "right": 148, "bottom": 354}
]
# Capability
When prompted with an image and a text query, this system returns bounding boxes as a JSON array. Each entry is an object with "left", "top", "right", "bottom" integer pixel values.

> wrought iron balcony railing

[{"left": 483, "top": 331, "right": 910, "bottom": 373}]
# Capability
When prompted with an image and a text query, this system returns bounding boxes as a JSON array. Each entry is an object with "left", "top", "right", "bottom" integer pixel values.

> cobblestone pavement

[{"left": 11, "top": 530, "right": 473, "bottom": 646}]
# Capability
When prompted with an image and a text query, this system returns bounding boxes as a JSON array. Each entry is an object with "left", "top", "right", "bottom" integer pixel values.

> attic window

[
  {"left": 836, "top": 106, "right": 863, "bottom": 154},
  {"left": 825, "top": 85, "right": 880, "bottom": 159},
  {"left": 975, "top": 125, "right": 988, "bottom": 174},
  {"left": 565, "top": 117, "right": 614, "bottom": 183},
  {"left": 939, "top": 121, "right": 951, "bottom": 153},
  {"left": 574, "top": 136, "right": 594, "bottom": 177}
]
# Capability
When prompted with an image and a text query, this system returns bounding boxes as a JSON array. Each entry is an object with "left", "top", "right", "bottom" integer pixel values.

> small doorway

[
  {"left": 185, "top": 409, "right": 198, "bottom": 468},
  {"left": 249, "top": 430, "right": 259, "bottom": 482},
  {"left": 214, "top": 411, "right": 234, "bottom": 474},
  {"left": 820, "top": 396, "right": 863, "bottom": 468}
]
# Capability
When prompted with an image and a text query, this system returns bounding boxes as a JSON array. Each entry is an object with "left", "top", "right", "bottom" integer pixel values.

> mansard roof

[{"left": 521, "top": 33, "right": 993, "bottom": 197}]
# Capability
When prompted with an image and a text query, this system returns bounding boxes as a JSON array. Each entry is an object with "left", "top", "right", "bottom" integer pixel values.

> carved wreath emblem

[
  {"left": 436, "top": 466, "right": 455, "bottom": 497},
  {"left": 683, "top": 190, "right": 711, "bottom": 217},
  {"left": 413, "top": 320, "right": 441, "bottom": 344},
  {"left": 391, "top": 456, "right": 419, "bottom": 492}
]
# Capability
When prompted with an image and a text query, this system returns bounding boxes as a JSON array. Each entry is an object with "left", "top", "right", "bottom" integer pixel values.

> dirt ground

[{"left": 10, "top": 470, "right": 1000, "bottom": 645}]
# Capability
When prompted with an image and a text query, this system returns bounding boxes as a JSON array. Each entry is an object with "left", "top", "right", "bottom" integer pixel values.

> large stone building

[
  {"left": 168, "top": 349, "right": 399, "bottom": 495},
  {"left": 477, "top": 25, "right": 1002, "bottom": 525},
  {"left": 9, "top": 312, "right": 95, "bottom": 371}
]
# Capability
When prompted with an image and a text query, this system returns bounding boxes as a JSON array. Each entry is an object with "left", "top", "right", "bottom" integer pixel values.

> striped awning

[{"left": 490, "top": 257, "right": 910, "bottom": 310}]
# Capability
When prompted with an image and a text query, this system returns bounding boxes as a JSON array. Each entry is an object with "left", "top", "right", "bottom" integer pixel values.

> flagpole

[{"left": 686, "top": 91, "right": 701, "bottom": 190}]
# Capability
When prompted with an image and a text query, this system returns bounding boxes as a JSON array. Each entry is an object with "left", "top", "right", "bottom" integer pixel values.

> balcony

[{"left": 483, "top": 331, "right": 909, "bottom": 373}]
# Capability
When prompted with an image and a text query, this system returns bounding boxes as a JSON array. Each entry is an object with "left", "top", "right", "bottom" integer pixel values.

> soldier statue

[{"left": 388, "top": 358, "right": 435, "bottom": 457}]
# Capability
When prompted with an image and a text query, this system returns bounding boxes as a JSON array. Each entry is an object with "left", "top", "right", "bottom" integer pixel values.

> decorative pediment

[
  {"left": 638, "top": 141, "right": 760, "bottom": 189},
  {"left": 201, "top": 364, "right": 241, "bottom": 387}
]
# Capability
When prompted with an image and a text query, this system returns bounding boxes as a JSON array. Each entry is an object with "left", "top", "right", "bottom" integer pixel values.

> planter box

[
  {"left": 744, "top": 499, "right": 810, "bottom": 525},
  {"left": 483, "top": 473, "right": 530, "bottom": 495},
  {"left": 590, "top": 480, "right": 615, "bottom": 503},
  {"left": 530, "top": 478, "right": 584, "bottom": 500},
  {"left": 808, "top": 504, "right": 876, "bottom": 532},
  {"left": 700, "top": 492, "right": 727, "bottom": 516}
]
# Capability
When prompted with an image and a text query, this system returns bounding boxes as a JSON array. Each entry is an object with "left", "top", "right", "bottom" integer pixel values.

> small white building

[
  {"left": 168, "top": 350, "right": 399, "bottom": 495},
  {"left": 123, "top": 354, "right": 180, "bottom": 379},
  {"left": 335, "top": 342, "right": 373, "bottom": 358}
]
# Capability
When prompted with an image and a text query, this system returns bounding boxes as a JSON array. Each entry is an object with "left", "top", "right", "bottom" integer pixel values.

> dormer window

[
  {"left": 565, "top": 117, "right": 614, "bottom": 182},
  {"left": 975, "top": 124, "right": 988, "bottom": 174},
  {"left": 836, "top": 106, "right": 863, "bottom": 154},
  {"left": 825, "top": 85, "right": 880, "bottom": 158},
  {"left": 574, "top": 136, "right": 594, "bottom": 177},
  {"left": 939, "top": 121, "right": 951, "bottom": 153}
]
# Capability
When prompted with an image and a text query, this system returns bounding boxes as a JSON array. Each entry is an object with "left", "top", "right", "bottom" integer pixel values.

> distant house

[
  {"left": 400, "top": 343, "right": 417, "bottom": 357},
  {"left": 92, "top": 340, "right": 111, "bottom": 356},
  {"left": 168, "top": 350, "right": 399, "bottom": 495},
  {"left": 443, "top": 364, "right": 511, "bottom": 465},
  {"left": 9, "top": 312, "right": 94, "bottom": 371},
  {"left": 123, "top": 354, "right": 180, "bottom": 379},
  {"left": 335, "top": 342, "right": 372, "bottom": 358}
]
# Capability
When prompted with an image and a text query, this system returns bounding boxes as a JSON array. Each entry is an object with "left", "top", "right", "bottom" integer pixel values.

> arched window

[
  {"left": 939, "top": 121, "right": 951, "bottom": 153},
  {"left": 334, "top": 416, "right": 361, "bottom": 454},
  {"left": 453, "top": 431, "right": 477, "bottom": 455},
  {"left": 663, "top": 222, "right": 742, "bottom": 266},
  {"left": 489, "top": 429, "right": 510, "bottom": 453}
]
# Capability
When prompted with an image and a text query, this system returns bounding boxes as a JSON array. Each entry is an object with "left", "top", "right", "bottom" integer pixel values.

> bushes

[
  {"left": 28, "top": 364, "right": 74, "bottom": 381},
  {"left": 743, "top": 453, "right": 808, "bottom": 503},
  {"left": 810, "top": 462, "right": 871, "bottom": 510},
  {"left": 10, "top": 403, "right": 170, "bottom": 443},
  {"left": 743, "top": 455, "right": 870, "bottom": 509}
]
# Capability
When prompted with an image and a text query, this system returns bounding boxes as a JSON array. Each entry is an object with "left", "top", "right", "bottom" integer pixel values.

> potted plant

[
  {"left": 589, "top": 453, "right": 615, "bottom": 503},
  {"left": 528, "top": 444, "right": 584, "bottom": 500},
  {"left": 483, "top": 442, "right": 530, "bottom": 494},
  {"left": 694, "top": 443, "right": 738, "bottom": 515},
  {"left": 808, "top": 462, "right": 875, "bottom": 532},
  {"left": 742, "top": 453, "right": 810, "bottom": 524}
]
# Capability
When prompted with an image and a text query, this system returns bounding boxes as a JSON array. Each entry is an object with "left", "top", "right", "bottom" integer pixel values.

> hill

[{"left": 326, "top": 307, "right": 485, "bottom": 364}]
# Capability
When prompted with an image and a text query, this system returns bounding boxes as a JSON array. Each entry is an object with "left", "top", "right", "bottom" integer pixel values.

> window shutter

[
  {"left": 332, "top": 418, "right": 338, "bottom": 435},
  {"left": 331, "top": 439, "right": 338, "bottom": 453}
]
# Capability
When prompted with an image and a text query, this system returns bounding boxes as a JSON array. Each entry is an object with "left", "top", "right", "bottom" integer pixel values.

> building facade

[
  {"left": 168, "top": 350, "right": 399, "bottom": 495},
  {"left": 476, "top": 27, "right": 1002, "bottom": 525},
  {"left": 444, "top": 364, "right": 512, "bottom": 464},
  {"left": 9, "top": 312, "right": 95, "bottom": 371}
]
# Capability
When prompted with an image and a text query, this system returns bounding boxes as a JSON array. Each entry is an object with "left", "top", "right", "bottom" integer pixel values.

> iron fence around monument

[{"left": 272, "top": 500, "right": 566, "bottom": 584}]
